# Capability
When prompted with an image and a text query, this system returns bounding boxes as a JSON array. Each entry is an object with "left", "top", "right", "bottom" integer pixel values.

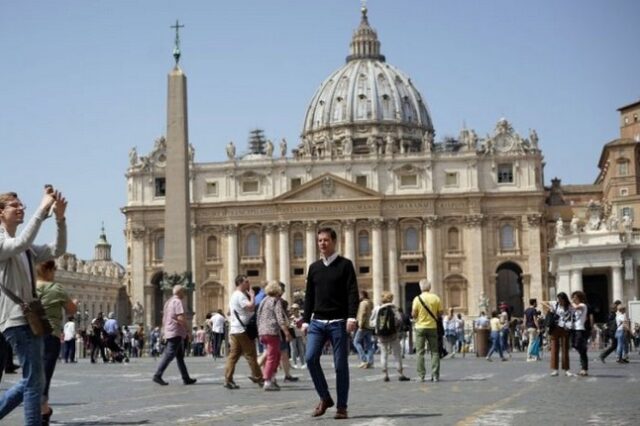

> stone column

[
  {"left": 526, "top": 214, "right": 544, "bottom": 301},
  {"left": 612, "top": 265, "right": 623, "bottom": 303},
  {"left": 570, "top": 268, "right": 583, "bottom": 293},
  {"left": 556, "top": 270, "right": 571, "bottom": 296},
  {"left": 278, "top": 222, "right": 291, "bottom": 301},
  {"left": 424, "top": 216, "right": 440, "bottom": 295},
  {"left": 343, "top": 219, "right": 356, "bottom": 263},
  {"left": 465, "top": 215, "right": 484, "bottom": 316},
  {"left": 371, "top": 219, "right": 384, "bottom": 305},
  {"left": 305, "top": 221, "right": 317, "bottom": 272},
  {"left": 387, "top": 219, "right": 399, "bottom": 305},
  {"left": 264, "top": 224, "right": 276, "bottom": 282},
  {"left": 225, "top": 225, "right": 238, "bottom": 301},
  {"left": 129, "top": 226, "right": 147, "bottom": 314}
]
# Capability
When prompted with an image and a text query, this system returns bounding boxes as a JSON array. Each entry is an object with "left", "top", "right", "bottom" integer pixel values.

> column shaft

[
  {"left": 279, "top": 223, "right": 291, "bottom": 301},
  {"left": 372, "top": 220, "right": 384, "bottom": 306},
  {"left": 612, "top": 266, "right": 623, "bottom": 303},
  {"left": 226, "top": 226, "right": 238, "bottom": 302},
  {"left": 305, "top": 222, "right": 316, "bottom": 272},
  {"left": 387, "top": 221, "right": 399, "bottom": 306},
  {"left": 265, "top": 226, "right": 276, "bottom": 282}
]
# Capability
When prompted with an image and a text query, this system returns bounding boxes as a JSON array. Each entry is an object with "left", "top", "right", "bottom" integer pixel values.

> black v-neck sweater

[{"left": 303, "top": 256, "right": 359, "bottom": 323}]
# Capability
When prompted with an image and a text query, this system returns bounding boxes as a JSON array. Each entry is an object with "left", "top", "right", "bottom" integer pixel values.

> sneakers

[
  {"left": 550, "top": 370, "right": 559, "bottom": 377},
  {"left": 565, "top": 371, "right": 575, "bottom": 377},
  {"left": 358, "top": 362, "right": 368, "bottom": 368},
  {"left": 398, "top": 375, "right": 410, "bottom": 382},
  {"left": 486, "top": 357, "right": 493, "bottom": 362},
  {"left": 183, "top": 378, "right": 197, "bottom": 385},
  {"left": 284, "top": 375, "right": 299, "bottom": 382},
  {"left": 263, "top": 381, "right": 280, "bottom": 391},
  {"left": 152, "top": 376, "right": 169, "bottom": 386},
  {"left": 223, "top": 381, "right": 239, "bottom": 389},
  {"left": 383, "top": 376, "right": 390, "bottom": 382},
  {"left": 578, "top": 370, "right": 588, "bottom": 376},
  {"left": 248, "top": 376, "right": 265, "bottom": 386}
]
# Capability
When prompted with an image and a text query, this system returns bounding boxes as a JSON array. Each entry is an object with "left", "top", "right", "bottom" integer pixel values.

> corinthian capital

[
  {"left": 223, "top": 224, "right": 238, "bottom": 235},
  {"left": 130, "top": 227, "right": 146, "bottom": 240},
  {"left": 370, "top": 218, "right": 384, "bottom": 229},
  {"left": 277, "top": 221, "right": 290, "bottom": 232},
  {"left": 464, "top": 214, "right": 484, "bottom": 228},
  {"left": 422, "top": 215, "right": 440, "bottom": 228},
  {"left": 527, "top": 213, "right": 543, "bottom": 227}
]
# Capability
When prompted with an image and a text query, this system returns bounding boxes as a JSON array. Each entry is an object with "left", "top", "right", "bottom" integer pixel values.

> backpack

[{"left": 375, "top": 305, "right": 397, "bottom": 337}]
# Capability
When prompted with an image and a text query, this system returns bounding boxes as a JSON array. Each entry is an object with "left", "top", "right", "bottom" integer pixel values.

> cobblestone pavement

[{"left": 1, "top": 349, "right": 638, "bottom": 425}]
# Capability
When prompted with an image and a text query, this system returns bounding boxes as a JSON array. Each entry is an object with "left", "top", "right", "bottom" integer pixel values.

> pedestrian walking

[
  {"left": 63, "top": 317, "right": 76, "bottom": 363},
  {"left": 543, "top": 292, "right": 573, "bottom": 376},
  {"left": 524, "top": 299, "right": 541, "bottom": 361},
  {"left": 223, "top": 275, "right": 263, "bottom": 389},
  {"left": 152, "top": 285, "right": 197, "bottom": 386},
  {"left": 256, "top": 281, "right": 292, "bottom": 391},
  {"left": 303, "top": 227, "right": 359, "bottom": 420},
  {"left": 90, "top": 312, "right": 107, "bottom": 363},
  {"left": 209, "top": 310, "right": 225, "bottom": 358},
  {"left": 371, "top": 291, "right": 410, "bottom": 382},
  {"left": 486, "top": 311, "right": 507, "bottom": 362},
  {"left": 599, "top": 301, "right": 622, "bottom": 362},
  {"left": 615, "top": 306, "right": 630, "bottom": 363},
  {"left": 571, "top": 290, "right": 590, "bottom": 376},
  {"left": 412, "top": 279, "right": 443, "bottom": 382},
  {"left": 36, "top": 259, "right": 76, "bottom": 425},
  {"left": 354, "top": 291, "right": 374, "bottom": 368},
  {"left": 289, "top": 304, "right": 306, "bottom": 369},
  {"left": 0, "top": 187, "right": 67, "bottom": 426}
]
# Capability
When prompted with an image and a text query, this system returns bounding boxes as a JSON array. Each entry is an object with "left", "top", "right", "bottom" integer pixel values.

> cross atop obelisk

[{"left": 171, "top": 19, "right": 184, "bottom": 65}]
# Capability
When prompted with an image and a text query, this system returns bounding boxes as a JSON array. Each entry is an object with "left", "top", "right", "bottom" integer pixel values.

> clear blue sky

[{"left": 2, "top": 0, "right": 639, "bottom": 264}]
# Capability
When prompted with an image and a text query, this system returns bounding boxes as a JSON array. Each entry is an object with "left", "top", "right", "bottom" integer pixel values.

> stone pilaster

[
  {"left": 386, "top": 219, "right": 399, "bottom": 305},
  {"left": 278, "top": 222, "right": 291, "bottom": 301},
  {"left": 423, "top": 215, "right": 440, "bottom": 294},
  {"left": 464, "top": 215, "right": 484, "bottom": 315},
  {"left": 224, "top": 224, "right": 238, "bottom": 301},
  {"left": 264, "top": 223, "right": 277, "bottom": 282},
  {"left": 305, "top": 221, "right": 317, "bottom": 272},
  {"left": 371, "top": 218, "right": 384, "bottom": 305},
  {"left": 343, "top": 219, "right": 356, "bottom": 263}
]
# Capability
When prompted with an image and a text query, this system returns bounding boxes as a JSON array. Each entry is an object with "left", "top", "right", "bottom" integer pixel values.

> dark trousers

[
  {"left": 154, "top": 337, "right": 191, "bottom": 382},
  {"left": 599, "top": 333, "right": 617, "bottom": 360},
  {"left": 572, "top": 330, "right": 589, "bottom": 371},
  {"left": 43, "top": 334, "right": 61, "bottom": 400},
  {"left": 64, "top": 339, "right": 76, "bottom": 362},
  {"left": 212, "top": 333, "right": 224, "bottom": 357},
  {"left": 91, "top": 336, "right": 107, "bottom": 362}
]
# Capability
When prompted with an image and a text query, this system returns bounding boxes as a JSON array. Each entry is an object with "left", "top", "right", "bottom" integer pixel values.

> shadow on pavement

[
  {"left": 56, "top": 421, "right": 151, "bottom": 425},
  {"left": 349, "top": 413, "right": 442, "bottom": 420}
]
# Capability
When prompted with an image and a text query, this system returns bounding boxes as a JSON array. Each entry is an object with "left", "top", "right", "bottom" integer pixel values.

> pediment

[{"left": 276, "top": 173, "right": 382, "bottom": 202}]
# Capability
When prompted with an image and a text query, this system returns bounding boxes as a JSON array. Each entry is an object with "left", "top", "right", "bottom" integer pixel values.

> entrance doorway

[
  {"left": 150, "top": 271, "right": 165, "bottom": 327},
  {"left": 584, "top": 274, "right": 609, "bottom": 323},
  {"left": 404, "top": 282, "right": 420, "bottom": 313},
  {"left": 496, "top": 262, "right": 524, "bottom": 317}
]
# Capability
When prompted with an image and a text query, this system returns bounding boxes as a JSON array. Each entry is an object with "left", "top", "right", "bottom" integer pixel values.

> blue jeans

[
  {"left": 305, "top": 320, "right": 350, "bottom": 409},
  {"left": 615, "top": 329, "right": 627, "bottom": 359},
  {"left": 43, "top": 334, "right": 61, "bottom": 401},
  {"left": 487, "top": 330, "right": 504, "bottom": 359},
  {"left": 0, "top": 325, "right": 45, "bottom": 426},
  {"left": 353, "top": 328, "right": 374, "bottom": 365}
]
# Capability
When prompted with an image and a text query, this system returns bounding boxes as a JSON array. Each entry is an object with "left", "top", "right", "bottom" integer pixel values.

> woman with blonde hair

[
  {"left": 370, "top": 291, "right": 410, "bottom": 382},
  {"left": 256, "top": 280, "right": 292, "bottom": 391}
]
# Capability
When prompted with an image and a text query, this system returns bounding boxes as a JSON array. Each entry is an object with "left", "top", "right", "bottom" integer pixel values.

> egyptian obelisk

[{"left": 164, "top": 20, "right": 192, "bottom": 290}]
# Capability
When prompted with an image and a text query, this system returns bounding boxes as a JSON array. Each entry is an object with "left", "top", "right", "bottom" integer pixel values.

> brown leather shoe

[
  {"left": 334, "top": 408, "right": 348, "bottom": 420},
  {"left": 312, "top": 398, "right": 335, "bottom": 417}
]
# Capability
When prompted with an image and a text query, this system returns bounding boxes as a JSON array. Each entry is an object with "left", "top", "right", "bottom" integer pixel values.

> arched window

[
  {"left": 293, "top": 232, "right": 304, "bottom": 258},
  {"left": 155, "top": 236, "right": 164, "bottom": 261},
  {"left": 245, "top": 232, "right": 260, "bottom": 257},
  {"left": 206, "top": 236, "right": 218, "bottom": 260},
  {"left": 448, "top": 227, "right": 460, "bottom": 252},
  {"left": 358, "top": 230, "right": 370, "bottom": 256},
  {"left": 404, "top": 227, "right": 419, "bottom": 251},
  {"left": 500, "top": 225, "right": 515, "bottom": 250}
]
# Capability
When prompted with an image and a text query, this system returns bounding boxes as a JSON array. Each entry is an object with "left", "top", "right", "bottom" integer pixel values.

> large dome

[{"left": 299, "top": 7, "right": 434, "bottom": 157}]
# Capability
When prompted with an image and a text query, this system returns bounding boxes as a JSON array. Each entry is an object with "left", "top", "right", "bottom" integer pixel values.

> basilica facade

[{"left": 123, "top": 7, "right": 548, "bottom": 326}]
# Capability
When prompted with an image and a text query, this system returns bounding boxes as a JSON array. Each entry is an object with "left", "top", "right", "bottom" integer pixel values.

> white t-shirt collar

[{"left": 321, "top": 252, "right": 339, "bottom": 266}]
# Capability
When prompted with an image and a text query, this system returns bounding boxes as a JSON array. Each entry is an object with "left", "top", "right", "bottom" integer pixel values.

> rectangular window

[
  {"left": 290, "top": 177, "right": 302, "bottom": 190},
  {"left": 293, "top": 267, "right": 305, "bottom": 276},
  {"left": 445, "top": 172, "right": 458, "bottom": 187},
  {"left": 154, "top": 178, "right": 166, "bottom": 197},
  {"left": 406, "top": 264, "right": 419, "bottom": 273},
  {"left": 619, "top": 162, "right": 629, "bottom": 176},
  {"left": 355, "top": 175, "right": 368, "bottom": 188},
  {"left": 242, "top": 180, "right": 259, "bottom": 193},
  {"left": 497, "top": 164, "right": 514, "bottom": 183},
  {"left": 400, "top": 174, "right": 418, "bottom": 187},
  {"left": 206, "top": 181, "right": 218, "bottom": 196},
  {"left": 246, "top": 269, "right": 260, "bottom": 277},
  {"left": 358, "top": 266, "right": 370, "bottom": 274},
  {"left": 620, "top": 187, "right": 629, "bottom": 196}
]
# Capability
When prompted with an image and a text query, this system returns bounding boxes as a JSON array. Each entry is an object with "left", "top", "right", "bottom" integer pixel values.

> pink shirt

[{"left": 162, "top": 296, "right": 186, "bottom": 339}]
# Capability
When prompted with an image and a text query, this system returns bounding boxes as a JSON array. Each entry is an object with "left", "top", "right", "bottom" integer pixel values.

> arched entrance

[{"left": 496, "top": 262, "right": 524, "bottom": 317}]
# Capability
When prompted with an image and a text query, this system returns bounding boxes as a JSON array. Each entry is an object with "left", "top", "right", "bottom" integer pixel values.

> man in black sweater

[{"left": 303, "top": 227, "right": 359, "bottom": 420}]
